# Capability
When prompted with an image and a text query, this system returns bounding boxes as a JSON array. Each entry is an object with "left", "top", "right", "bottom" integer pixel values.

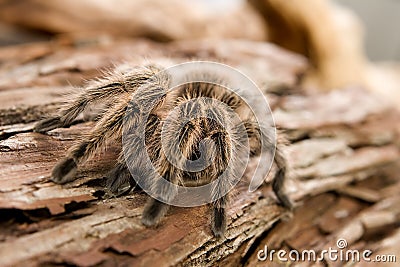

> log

[
  {"left": 0, "top": 37, "right": 399, "bottom": 267},
  {"left": 0, "top": 0, "right": 266, "bottom": 42}
]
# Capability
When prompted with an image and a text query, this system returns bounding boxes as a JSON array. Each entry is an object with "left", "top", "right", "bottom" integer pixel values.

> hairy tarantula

[{"left": 34, "top": 62, "right": 292, "bottom": 237}]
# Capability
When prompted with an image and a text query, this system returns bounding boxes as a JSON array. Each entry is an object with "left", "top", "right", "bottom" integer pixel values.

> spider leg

[
  {"left": 209, "top": 131, "right": 232, "bottom": 238},
  {"left": 105, "top": 161, "right": 136, "bottom": 196},
  {"left": 51, "top": 99, "right": 129, "bottom": 184},
  {"left": 243, "top": 120, "right": 264, "bottom": 156},
  {"left": 272, "top": 145, "right": 293, "bottom": 209},
  {"left": 211, "top": 192, "right": 228, "bottom": 238},
  {"left": 141, "top": 170, "right": 181, "bottom": 227},
  {"left": 51, "top": 64, "right": 169, "bottom": 184},
  {"left": 243, "top": 120, "right": 293, "bottom": 209},
  {"left": 141, "top": 198, "right": 170, "bottom": 226},
  {"left": 105, "top": 113, "right": 162, "bottom": 195},
  {"left": 140, "top": 110, "right": 188, "bottom": 227},
  {"left": 34, "top": 65, "right": 163, "bottom": 133},
  {"left": 34, "top": 85, "right": 128, "bottom": 133}
]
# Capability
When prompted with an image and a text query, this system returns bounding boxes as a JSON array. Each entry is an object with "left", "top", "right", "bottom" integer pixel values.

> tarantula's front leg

[
  {"left": 210, "top": 174, "right": 230, "bottom": 238},
  {"left": 208, "top": 131, "right": 232, "bottom": 237},
  {"left": 141, "top": 169, "right": 182, "bottom": 227},
  {"left": 51, "top": 100, "right": 129, "bottom": 183}
]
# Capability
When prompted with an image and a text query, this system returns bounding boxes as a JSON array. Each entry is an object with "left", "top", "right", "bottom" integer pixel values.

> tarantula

[{"left": 34, "top": 62, "right": 292, "bottom": 237}]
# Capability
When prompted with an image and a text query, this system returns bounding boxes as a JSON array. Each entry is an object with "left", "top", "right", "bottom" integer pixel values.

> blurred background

[
  {"left": 336, "top": 0, "right": 400, "bottom": 61},
  {"left": 1, "top": 0, "right": 399, "bottom": 62},
  {"left": 0, "top": 0, "right": 399, "bottom": 103}
]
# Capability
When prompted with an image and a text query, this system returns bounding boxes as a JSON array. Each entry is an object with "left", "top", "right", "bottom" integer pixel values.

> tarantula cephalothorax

[{"left": 34, "top": 62, "right": 293, "bottom": 237}]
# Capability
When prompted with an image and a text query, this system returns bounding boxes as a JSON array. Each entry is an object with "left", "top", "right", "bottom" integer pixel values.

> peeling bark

[{"left": 0, "top": 38, "right": 399, "bottom": 267}]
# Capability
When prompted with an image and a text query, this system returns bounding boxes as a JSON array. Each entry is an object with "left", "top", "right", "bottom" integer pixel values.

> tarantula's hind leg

[{"left": 105, "top": 161, "right": 136, "bottom": 196}]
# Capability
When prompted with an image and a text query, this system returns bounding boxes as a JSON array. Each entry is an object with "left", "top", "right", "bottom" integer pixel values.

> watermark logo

[
  {"left": 121, "top": 61, "right": 276, "bottom": 207},
  {"left": 257, "top": 238, "right": 397, "bottom": 263},
  {"left": 336, "top": 238, "right": 348, "bottom": 249}
]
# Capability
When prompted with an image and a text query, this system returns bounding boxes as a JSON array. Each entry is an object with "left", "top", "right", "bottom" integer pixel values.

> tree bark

[{"left": 0, "top": 37, "right": 399, "bottom": 267}]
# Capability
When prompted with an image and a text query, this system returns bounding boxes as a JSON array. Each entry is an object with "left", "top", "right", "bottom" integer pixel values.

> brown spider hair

[{"left": 34, "top": 62, "right": 292, "bottom": 237}]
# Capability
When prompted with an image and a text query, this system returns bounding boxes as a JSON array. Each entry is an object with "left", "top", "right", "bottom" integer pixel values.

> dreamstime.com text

[{"left": 257, "top": 239, "right": 397, "bottom": 263}]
